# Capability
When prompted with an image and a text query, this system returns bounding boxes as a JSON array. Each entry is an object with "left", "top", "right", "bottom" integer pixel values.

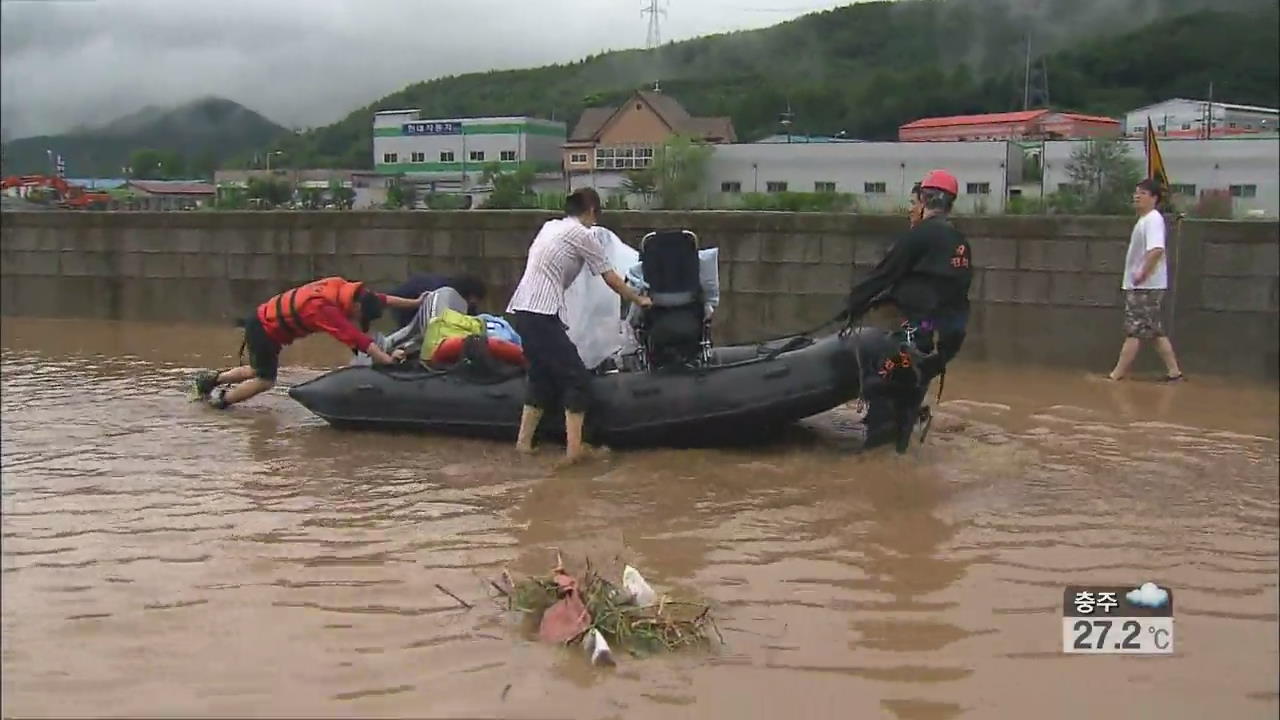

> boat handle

[
  {"left": 631, "top": 386, "right": 660, "bottom": 398},
  {"left": 355, "top": 383, "right": 381, "bottom": 393},
  {"left": 763, "top": 366, "right": 790, "bottom": 380},
  {"left": 485, "top": 390, "right": 509, "bottom": 399}
]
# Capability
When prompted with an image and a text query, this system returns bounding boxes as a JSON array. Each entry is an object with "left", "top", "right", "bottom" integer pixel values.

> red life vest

[
  {"left": 431, "top": 335, "right": 527, "bottom": 368},
  {"left": 257, "top": 277, "right": 364, "bottom": 343}
]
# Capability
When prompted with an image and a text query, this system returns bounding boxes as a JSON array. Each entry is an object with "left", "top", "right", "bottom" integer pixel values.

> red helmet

[{"left": 920, "top": 169, "right": 959, "bottom": 196}]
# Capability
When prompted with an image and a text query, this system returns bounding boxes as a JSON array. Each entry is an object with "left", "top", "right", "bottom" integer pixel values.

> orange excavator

[{"left": 1, "top": 174, "right": 111, "bottom": 210}]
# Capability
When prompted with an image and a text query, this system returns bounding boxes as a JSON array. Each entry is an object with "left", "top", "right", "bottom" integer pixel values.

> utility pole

[
  {"left": 1023, "top": 33, "right": 1032, "bottom": 111},
  {"left": 1206, "top": 81, "right": 1214, "bottom": 140}
]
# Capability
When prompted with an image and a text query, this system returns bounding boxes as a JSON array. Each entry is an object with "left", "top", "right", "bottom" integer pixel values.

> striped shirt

[{"left": 506, "top": 217, "right": 611, "bottom": 315}]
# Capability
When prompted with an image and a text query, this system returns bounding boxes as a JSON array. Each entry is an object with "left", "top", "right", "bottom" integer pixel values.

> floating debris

[
  {"left": 582, "top": 628, "right": 616, "bottom": 667},
  {"left": 496, "top": 555, "right": 721, "bottom": 663},
  {"left": 623, "top": 564, "right": 657, "bottom": 606}
]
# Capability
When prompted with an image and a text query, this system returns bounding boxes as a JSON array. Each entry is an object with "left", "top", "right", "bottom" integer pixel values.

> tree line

[{"left": 245, "top": 2, "right": 1276, "bottom": 170}]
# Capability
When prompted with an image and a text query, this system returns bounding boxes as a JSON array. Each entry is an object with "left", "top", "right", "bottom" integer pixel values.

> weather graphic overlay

[{"left": 1062, "top": 582, "right": 1174, "bottom": 654}]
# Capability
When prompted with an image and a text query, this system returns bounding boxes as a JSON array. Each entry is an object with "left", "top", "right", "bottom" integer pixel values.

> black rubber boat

[{"left": 287, "top": 326, "right": 897, "bottom": 449}]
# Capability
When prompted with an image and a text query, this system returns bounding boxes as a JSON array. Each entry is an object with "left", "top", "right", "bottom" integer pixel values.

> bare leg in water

[
  {"left": 1153, "top": 337, "right": 1183, "bottom": 378},
  {"left": 1108, "top": 338, "right": 1141, "bottom": 380},
  {"left": 555, "top": 414, "right": 608, "bottom": 468},
  {"left": 516, "top": 405, "right": 542, "bottom": 454},
  {"left": 201, "top": 366, "right": 275, "bottom": 407},
  {"left": 515, "top": 405, "right": 606, "bottom": 467},
  {"left": 1109, "top": 336, "right": 1182, "bottom": 380}
]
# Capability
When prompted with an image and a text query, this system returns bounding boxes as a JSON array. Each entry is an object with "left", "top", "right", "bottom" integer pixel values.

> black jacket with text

[{"left": 846, "top": 215, "right": 973, "bottom": 329}]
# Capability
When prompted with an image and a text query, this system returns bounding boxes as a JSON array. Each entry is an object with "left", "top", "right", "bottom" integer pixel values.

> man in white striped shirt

[{"left": 507, "top": 187, "right": 651, "bottom": 464}]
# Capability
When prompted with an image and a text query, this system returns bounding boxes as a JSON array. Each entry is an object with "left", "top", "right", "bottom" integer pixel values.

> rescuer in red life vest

[{"left": 192, "top": 276, "right": 426, "bottom": 409}]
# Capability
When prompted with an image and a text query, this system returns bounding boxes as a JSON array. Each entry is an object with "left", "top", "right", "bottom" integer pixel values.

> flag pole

[{"left": 1146, "top": 117, "right": 1179, "bottom": 339}]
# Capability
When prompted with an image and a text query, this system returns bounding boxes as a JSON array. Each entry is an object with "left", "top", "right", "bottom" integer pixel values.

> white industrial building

[
  {"left": 372, "top": 110, "right": 566, "bottom": 194},
  {"left": 1123, "top": 99, "right": 1278, "bottom": 138},
  {"left": 702, "top": 141, "right": 1022, "bottom": 213},
  {"left": 1040, "top": 136, "right": 1279, "bottom": 217}
]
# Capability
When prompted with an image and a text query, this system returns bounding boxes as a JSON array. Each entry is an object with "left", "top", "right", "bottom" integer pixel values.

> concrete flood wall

[{"left": 2, "top": 210, "right": 1277, "bottom": 380}]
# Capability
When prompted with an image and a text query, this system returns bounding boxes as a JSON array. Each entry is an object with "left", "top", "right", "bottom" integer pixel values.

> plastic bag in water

[
  {"left": 622, "top": 565, "right": 657, "bottom": 607},
  {"left": 582, "top": 627, "right": 616, "bottom": 667}
]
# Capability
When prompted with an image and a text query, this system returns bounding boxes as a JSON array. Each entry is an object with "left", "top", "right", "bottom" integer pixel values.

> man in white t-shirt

[{"left": 1107, "top": 179, "right": 1184, "bottom": 381}]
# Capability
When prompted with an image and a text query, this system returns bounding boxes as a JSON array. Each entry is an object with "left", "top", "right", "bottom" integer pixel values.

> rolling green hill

[
  {"left": 1, "top": 97, "right": 290, "bottom": 178},
  {"left": 255, "top": 0, "right": 1277, "bottom": 170}
]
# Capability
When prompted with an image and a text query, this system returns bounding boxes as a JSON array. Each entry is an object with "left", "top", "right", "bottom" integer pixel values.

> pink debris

[{"left": 537, "top": 567, "right": 592, "bottom": 644}]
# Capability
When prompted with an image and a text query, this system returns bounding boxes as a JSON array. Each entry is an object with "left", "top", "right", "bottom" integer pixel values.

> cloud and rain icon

[{"left": 1126, "top": 582, "right": 1169, "bottom": 608}]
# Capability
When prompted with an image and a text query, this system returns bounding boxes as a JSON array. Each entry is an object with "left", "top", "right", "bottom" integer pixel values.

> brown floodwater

[{"left": 2, "top": 317, "right": 1277, "bottom": 719}]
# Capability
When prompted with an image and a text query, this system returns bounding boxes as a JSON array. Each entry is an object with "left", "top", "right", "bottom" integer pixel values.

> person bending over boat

[
  {"left": 506, "top": 187, "right": 652, "bottom": 464},
  {"left": 386, "top": 273, "right": 487, "bottom": 330},
  {"left": 842, "top": 170, "right": 973, "bottom": 453},
  {"left": 192, "top": 276, "right": 425, "bottom": 409}
]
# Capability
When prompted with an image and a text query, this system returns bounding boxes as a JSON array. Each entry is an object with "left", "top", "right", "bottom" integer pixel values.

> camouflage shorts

[{"left": 1123, "top": 290, "right": 1166, "bottom": 339}]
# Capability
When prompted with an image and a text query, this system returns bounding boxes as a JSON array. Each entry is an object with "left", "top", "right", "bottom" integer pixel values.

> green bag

[{"left": 424, "top": 308, "right": 486, "bottom": 358}]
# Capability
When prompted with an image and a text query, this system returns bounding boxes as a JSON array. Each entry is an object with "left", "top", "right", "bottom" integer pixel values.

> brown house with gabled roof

[{"left": 563, "top": 89, "right": 736, "bottom": 182}]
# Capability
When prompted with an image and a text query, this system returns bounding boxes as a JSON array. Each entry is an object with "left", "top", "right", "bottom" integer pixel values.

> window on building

[
  {"left": 382, "top": 152, "right": 398, "bottom": 164},
  {"left": 440, "top": 151, "right": 455, "bottom": 162},
  {"left": 469, "top": 150, "right": 485, "bottom": 162},
  {"left": 594, "top": 146, "right": 655, "bottom": 170},
  {"left": 410, "top": 151, "right": 425, "bottom": 163},
  {"left": 864, "top": 182, "right": 886, "bottom": 194},
  {"left": 814, "top": 181, "right": 837, "bottom": 193},
  {"left": 570, "top": 153, "right": 588, "bottom": 164},
  {"left": 500, "top": 150, "right": 517, "bottom": 162},
  {"left": 967, "top": 182, "right": 991, "bottom": 195},
  {"left": 766, "top": 181, "right": 788, "bottom": 193},
  {"left": 721, "top": 181, "right": 742, "bottom": 193},
  {"left": 1229, "top": 122, "right": 1238, "bottom": 129},
  {"left": 1181, "top": 123, "right": 1191, "bottom": 130},
  {"left": 1170, "top": 183, "right": 1197, "bottom": 197},
  {"left": 1230, "top": 184, "right": 1257, "bottom": 198}
]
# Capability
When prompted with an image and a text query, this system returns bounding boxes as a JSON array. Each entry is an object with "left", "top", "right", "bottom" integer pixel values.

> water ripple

[{"left": 2, "top": 325, "right": 1277, "bottom": 719}]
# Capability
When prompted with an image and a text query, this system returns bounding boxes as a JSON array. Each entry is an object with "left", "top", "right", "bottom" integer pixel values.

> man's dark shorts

[
  {"left": 1123, "top": 290, "right": 1166, "bottom": 339},
  {"left": 511, "top": 310, "right": 591, "bottom": 414},
  {"left": 242, "top": 314, "right": 280, "bottom": 381}
]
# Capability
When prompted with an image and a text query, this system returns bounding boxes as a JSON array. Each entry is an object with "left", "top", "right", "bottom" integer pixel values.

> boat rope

[{"left": 751, "top": 308, "right": 851, "bottom": 347}]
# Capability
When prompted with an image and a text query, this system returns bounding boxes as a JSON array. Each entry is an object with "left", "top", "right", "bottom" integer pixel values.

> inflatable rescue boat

[
  {"left": 287, "top": 326, "right": 894, "bottom": 448},
  {"left": 288, "top": 226, "right": 897, "bottom": 448}
]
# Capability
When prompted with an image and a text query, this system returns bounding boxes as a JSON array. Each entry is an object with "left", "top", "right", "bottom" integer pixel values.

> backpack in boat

[
  {"left": 423, "top": 308, "right": 486, "bottom": 358},
  {"left": 450, "top": 334, "right": 525, "bottom": 384}
]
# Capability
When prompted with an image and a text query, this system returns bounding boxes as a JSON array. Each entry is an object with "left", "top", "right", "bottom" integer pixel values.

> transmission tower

[{"left": 642, "top": 0, "right": 667, "bottom": 49}]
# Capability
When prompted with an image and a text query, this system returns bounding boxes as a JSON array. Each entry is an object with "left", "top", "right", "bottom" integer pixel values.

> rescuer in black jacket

[{"left": 843, "top": 169, "right": 973, "bottom": 453}]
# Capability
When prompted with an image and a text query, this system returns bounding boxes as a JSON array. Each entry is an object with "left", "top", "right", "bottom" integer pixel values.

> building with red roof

[
  {"left": 123, "top": 179, "right": 216, "bottom": 210},
  {"left": 898, "top": 109, "right": 1121, "bottom": 142}
]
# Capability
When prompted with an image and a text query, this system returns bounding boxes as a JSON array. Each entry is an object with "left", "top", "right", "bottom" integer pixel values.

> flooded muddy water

[{"left": 3, "top": 318, "right": 1277, "bottom": 719}]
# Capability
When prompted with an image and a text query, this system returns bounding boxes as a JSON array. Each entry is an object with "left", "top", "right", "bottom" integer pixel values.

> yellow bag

[{"left": 424, "top": 308, "right": 486, "bottom": 358}]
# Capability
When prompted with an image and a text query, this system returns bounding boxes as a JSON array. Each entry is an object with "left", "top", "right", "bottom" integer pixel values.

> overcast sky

[{"left": 0, "top": 0, "right": 854, "bottom": 140}]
